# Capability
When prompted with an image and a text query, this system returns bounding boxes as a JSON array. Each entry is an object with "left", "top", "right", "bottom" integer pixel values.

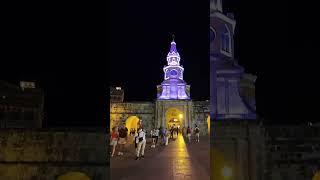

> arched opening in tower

[{"left": 165, "top": 107, "right": 184, "bottom": 130}]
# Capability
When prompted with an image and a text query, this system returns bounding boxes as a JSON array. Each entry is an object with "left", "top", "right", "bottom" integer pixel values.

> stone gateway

[{"left": 110, "top": 39, "right": 211, "bottom": 135}]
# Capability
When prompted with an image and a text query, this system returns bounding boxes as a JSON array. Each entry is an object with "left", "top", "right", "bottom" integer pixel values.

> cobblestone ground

[{"left": 110, "top": 134, "right": 210, "bottom": 180}]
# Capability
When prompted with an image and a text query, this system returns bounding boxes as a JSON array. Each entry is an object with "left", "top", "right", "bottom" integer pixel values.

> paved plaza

[{"left": 110, "top": 135, "right": 210, "bottom": 180}]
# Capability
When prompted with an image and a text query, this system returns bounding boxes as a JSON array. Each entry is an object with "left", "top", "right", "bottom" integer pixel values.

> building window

[{"left": 221, "top": 25, "right": 231, "bottom": 53}]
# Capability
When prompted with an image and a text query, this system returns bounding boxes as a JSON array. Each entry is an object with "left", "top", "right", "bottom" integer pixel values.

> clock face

[{"left": 170, "top": 69, "right": 178, "bottom": 76}]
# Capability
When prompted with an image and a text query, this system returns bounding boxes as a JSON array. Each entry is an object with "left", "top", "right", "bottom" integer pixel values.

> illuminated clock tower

[
  {"left": 155, "top": 36, "right": 193, "bottom": 130},
  {"left": 157, "top": 36, "right": 190, "bottom": 100}
]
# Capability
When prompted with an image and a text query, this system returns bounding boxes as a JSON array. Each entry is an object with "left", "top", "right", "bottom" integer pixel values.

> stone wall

[
  {"left": 110, "top": 101, "right": 211, "bottom": 135},
  {"left": 110, "top": 102, "right": 155, "bottom": 132},
  {"left": 265, "top": 125, "right": 320, "bottom": 180},
  {"left": 0, "top": 129, "right": 108, "bottom": 180},
  {"left": 212, "top": 121, "right": 266, "bottom": 180},
  {"left": 192, "top": 101, "right": 210, "bottom": 135}
]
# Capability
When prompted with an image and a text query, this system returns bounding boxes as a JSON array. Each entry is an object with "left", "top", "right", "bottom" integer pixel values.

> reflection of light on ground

[
  {"left": 211, "top": 148, "right": 233, "bottom": 180},
  {"left": 56, "top": 172, "right": 91, "bottom": 180},
  {"left": 222, "top": 166, "right": 232, "bottom": 178},
  {"left": 313, "top": 171, "right": 320, "bottom": 180},
  {"left": 176, "top": 135, "right": 189, "bottom": 157},
  {"left": 172, "top": 136, "right": 192, "bottom": 178}
]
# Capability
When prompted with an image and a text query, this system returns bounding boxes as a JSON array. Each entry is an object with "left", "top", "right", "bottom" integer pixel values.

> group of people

[
  {"left": 110, "top": 123, "right": 129, "bottom": 157},
  {"left": 110, "top": 123, "right": 201, "bottom": 160},
  {"left": 186, "top": 125, "right": 200, "bottom": 143},
  {"left": 110, "top": 123, "right": 147, "bottom": 160},
  {"left": 149, "top": 126, "right": 172, "bottom": 147}
]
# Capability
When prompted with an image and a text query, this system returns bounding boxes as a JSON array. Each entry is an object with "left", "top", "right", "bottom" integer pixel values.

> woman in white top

[
  {"left": 165, "top": 128, "right": 170, "bottom": 146},
  {"left": 134, "top": 128, "right": 146, "bottom": 160},
  {"left": 150, "top": 129, "right": 156, "bottom": 148}
]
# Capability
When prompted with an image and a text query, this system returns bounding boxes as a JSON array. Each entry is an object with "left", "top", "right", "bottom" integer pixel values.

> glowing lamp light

[
  {"left": 173, "top": 119, "right": 177, "bottom": 122},
  {"left": 179, "top": 114, "right": 183, "bottom": 119},
  {"left": 116, "top": 87, "right": 121, "bottom": 90},
  {"left": 222, "top": 166, "right": 232, "bottom": 178}
]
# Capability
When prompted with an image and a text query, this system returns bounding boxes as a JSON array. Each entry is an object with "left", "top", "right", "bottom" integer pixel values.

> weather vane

[{"left": 172, "top": 34, "right": 175, "bottom": 41}]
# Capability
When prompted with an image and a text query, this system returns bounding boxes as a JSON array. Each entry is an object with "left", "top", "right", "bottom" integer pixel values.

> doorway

[{"left": 165, "top": 107, "right": 184, "bottom": 135}]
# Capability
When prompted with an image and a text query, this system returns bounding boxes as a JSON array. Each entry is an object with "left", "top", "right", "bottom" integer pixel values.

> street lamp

[{"left": 222, "top": 166, "right": 232, "bottom": 179}]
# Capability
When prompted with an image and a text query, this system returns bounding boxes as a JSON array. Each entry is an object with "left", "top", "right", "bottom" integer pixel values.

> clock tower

[
  {"left": 157, "top": 37, "right": 190, "bottom": 100},
  {"left": 155, "top": 36, "right": 193, "bottom": 130}
]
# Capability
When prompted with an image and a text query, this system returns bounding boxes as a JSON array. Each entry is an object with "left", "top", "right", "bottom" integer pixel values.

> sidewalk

[{"left": 110, "top": 135, "right": 210, "bottom": 180}]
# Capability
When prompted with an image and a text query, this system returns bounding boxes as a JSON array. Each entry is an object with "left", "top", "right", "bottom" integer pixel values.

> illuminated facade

[
  {"left": 210, "top": 0, "right": 264, "bottom": 180},
  {"left": 210, "top": 1, "right": 319, "bottom": 180},
  {"left": 157, "top": 39, "right": 190, "bottom": 100},
  {"left": 110, "top": 39, "right": 210, "bottom": 135},
  {"left": 210, "top": 0, "right": 256, "bottom": 120}
]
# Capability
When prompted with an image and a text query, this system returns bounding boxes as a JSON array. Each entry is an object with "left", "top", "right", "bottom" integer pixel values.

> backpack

[
  {"left": 187, "top": 128, "right": 191, "bottom": 134},
  {"left": 119, "top": 128, "right": 127, "bottom": 138},
  {"left": 195, "top": 127, "right": 199, "bottom": 133}
]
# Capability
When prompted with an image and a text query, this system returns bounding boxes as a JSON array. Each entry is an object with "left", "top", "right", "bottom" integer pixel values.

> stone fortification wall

[{"left": 0, "top": 128, "right": 107, "bottom": 180}]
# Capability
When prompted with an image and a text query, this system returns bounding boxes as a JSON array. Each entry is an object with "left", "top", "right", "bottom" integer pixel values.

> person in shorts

[
  {"left": 117, "top": 123, "right": 128, "bottom": 156},
  {"left": 110, "top": 126, "right": 119, "bottom": 157},
  {"left": 165, "top": 128, "right": 170, "bottom": 146},
  {"left": 154, "top": 128, "right": 159, "bottom": 146},
  {"left": 150, "top": 129, "right": 156, "bottom": 148},
  {"left": 194, "top": 125, "right": 200, "bottom": 142}
]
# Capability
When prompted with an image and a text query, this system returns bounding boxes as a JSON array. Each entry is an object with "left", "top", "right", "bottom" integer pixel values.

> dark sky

[
  {"left": 228, "top": 0, "right": 320, "bottom": 123},
  {"left": 107, "top": 0, "right": 210, "bottom": 101},
  {"left": 2, "top": 0, "right": 320, "bottom": 126}
]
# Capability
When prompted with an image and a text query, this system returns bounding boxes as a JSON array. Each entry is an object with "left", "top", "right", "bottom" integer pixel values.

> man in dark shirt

[
  {"left": 170, "top": 126, "right": 174, "bottom": 139},
  {"left": 117, "top": 123, "right": 128, "bottom": 156}
]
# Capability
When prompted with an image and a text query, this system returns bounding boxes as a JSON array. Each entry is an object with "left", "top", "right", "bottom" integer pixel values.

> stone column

[
  {"left": 188, "top": 102, "right": 192, "bottom": 127},
  {"left": 183, "top": 105, "right": 187, "bottom": 127},
  {"left": 249, "top": 128, "right": 257, "bottom": 180},
  {"left": 237, "top": 138, "right": 245, "bottom": 180},
  {"left": 156, "top": 102, "right": 160, "bottom": 128},
  {"left": 162, "top": 104, "right": 166, "bottom": 128}
]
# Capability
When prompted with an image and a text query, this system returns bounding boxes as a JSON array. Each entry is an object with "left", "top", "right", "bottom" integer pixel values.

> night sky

[
  {"left": 107, "top": 0, "right": 210, "bottom": 101},
  {"left": 2, "top": 0, "right": 320, "bottom": 126}
]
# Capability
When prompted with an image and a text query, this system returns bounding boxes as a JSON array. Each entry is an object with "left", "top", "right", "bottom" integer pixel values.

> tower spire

[{"left": 169, "top": 35, "right": 177, "bottom": 53}]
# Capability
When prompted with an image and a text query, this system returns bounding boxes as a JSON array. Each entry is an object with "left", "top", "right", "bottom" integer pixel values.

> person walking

[
  {"left": 194, "top": 125, "right": 200, "bottom": 142},
  {"left": 186, "top": 126, "right": 192, "bottom": 143},
  {"left": 110, "top": 126, "right": 119, "bottom": 157},
  {"left": 170, "top": 126, "right": 174, "bottom": 139},
  {"left": 117, "top": 123, "right": 128, "bottom": 156},
  {"left": 155, "top": 128, "right": 159, "bottom": 146},
  {"left": 162, "top": 127, "right": 166, "bottom": 145},
  {"left": 150, "top": 129, "right": 156, "bottom": 148},
  {"left": 134, "top": 128, "right": 146, "bottom": 160},
  {"left": 165, "top": 128, "right": 170, "bottom": 146},
  {"left": 176, "top": 126, "right": 179, "bottom": 136},
  {"left": 158, "top": 126, "right": 163, "bottom": 144}
]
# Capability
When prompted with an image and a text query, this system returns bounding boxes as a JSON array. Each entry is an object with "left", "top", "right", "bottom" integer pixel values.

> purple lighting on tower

[
  {"left": 169, "top": 41, "right": 177, "bottom": 53},
  {"left": 157, "top": 38, "right": 191, "bottom": 100}
]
